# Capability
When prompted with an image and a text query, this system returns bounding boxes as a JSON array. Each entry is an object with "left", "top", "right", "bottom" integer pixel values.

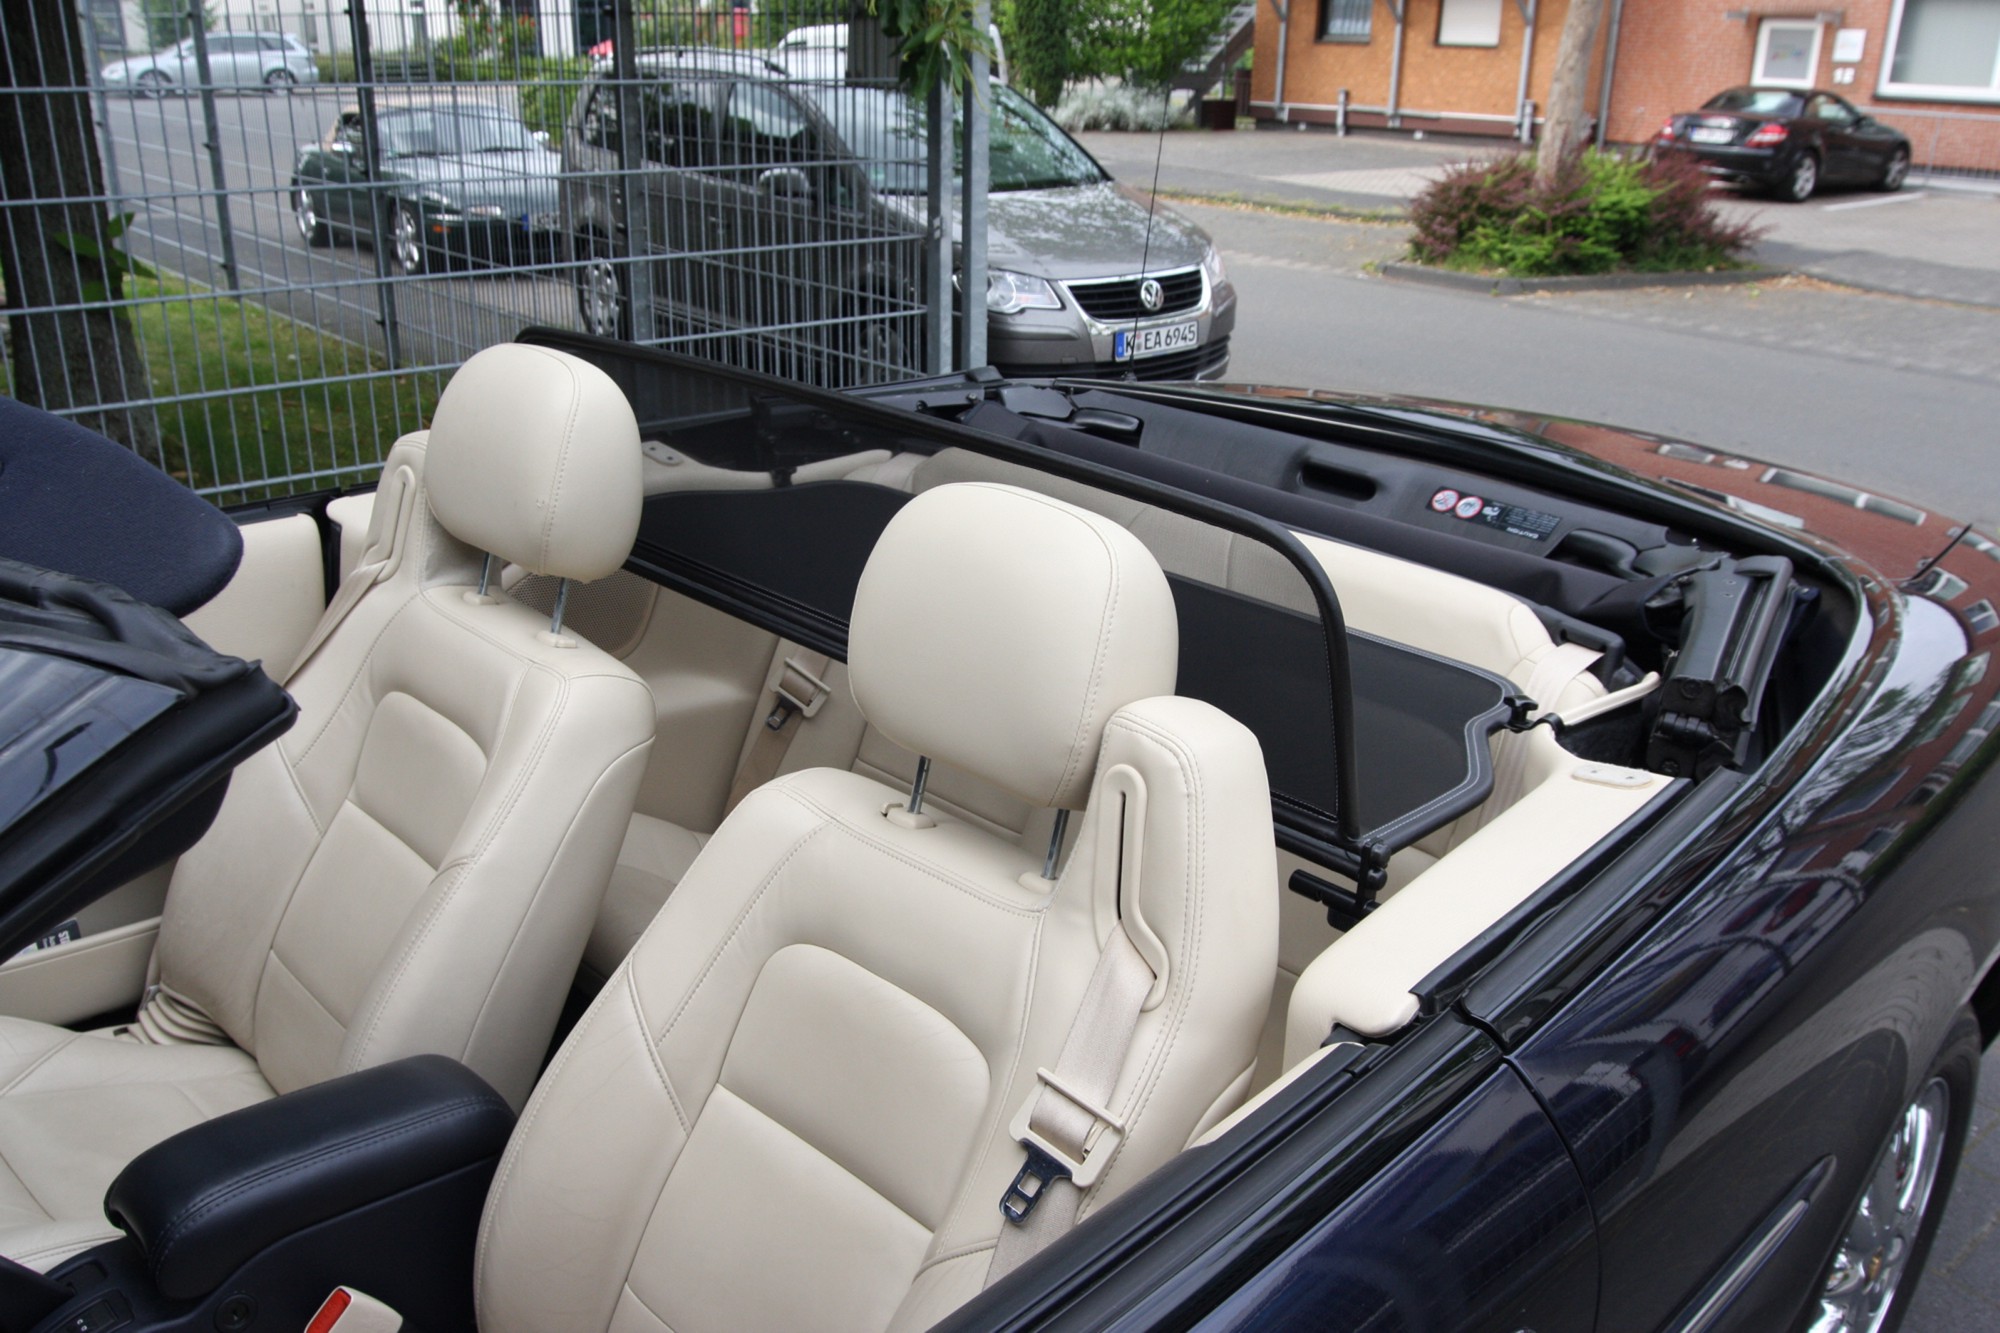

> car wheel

[
  {"left": 265, "top": 69, "right": 296, "bottom": 94},
  {"left": 134, "top": 70, "right": 170, "bottom": 99},
  {"left": 390, "top": 202, "right": 429, "bottom": 276},
  {"left": 573, "top": 240, "right": 628, "bottom": 340},
  {"left": 1779, "top": 152, "right": 1819, "bottom": 203},
  {"left": 1807, "top": 1009, "right": 1978, "bottom": 1333},
  {"left": 1877, "top": 148, "right": 1911, "bottom": 193},
  {"left": 293, "top": 182, "right": 329, "bottom": 247}
]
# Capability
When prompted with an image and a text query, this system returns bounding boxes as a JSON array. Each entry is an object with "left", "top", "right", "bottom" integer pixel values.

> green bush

[{"left": 1407, "top": 149, "right": 1761, "bottom": 277}]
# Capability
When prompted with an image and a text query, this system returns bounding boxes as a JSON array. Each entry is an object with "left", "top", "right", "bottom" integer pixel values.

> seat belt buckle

[
  {"left": 766, "top": 655, "right": 831, "bottom": 730},
  {"left": 305, "top": 1287, "right": 402, "bottom": 1333},
  {"left": 1000, "top": 1066, "right": 1127, "bottom": 1224}
]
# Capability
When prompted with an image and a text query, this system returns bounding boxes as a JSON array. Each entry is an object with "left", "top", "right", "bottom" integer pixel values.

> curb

[{"left": 1376, "top": 261, "right": 1784, "bottom": 295}]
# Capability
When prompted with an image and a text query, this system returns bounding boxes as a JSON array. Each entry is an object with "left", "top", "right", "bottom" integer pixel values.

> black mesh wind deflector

[{"left": 518, "top": 329, "right": 1520, "bottom": 878}]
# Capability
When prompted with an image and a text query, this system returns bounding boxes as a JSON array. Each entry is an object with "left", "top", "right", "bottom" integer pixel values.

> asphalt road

[{"left": 1176, "top": 200, "right": 2000, "bottom": 533}]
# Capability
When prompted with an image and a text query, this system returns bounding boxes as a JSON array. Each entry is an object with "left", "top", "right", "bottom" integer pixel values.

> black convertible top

[{"left": 0, "top": 396, "right": 241, "bottom": 616}]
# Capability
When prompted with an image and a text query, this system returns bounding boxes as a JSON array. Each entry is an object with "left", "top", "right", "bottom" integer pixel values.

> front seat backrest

[
  {"left": 475, "top": 481, "right": 1277, "bottom": 1332},
  {"left": 147, "top": 344, "right": 655, "bottom": 1108}
]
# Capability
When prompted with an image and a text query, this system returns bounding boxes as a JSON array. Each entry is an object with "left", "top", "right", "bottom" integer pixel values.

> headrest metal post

[
  {"left": 1042, "top": 808, "right": 1071, "bottom": 881},
  {"left": 550, "top": 578, "right": 571, "bottom": 637},
  {"left": 907, "top": 756, "right": 932, "bottom": 815},
  {"left": 476, "top": 553, "right": 494, "bottom": 598}
]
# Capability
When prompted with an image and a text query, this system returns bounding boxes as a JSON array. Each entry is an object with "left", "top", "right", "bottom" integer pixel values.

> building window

[
  {"left": 1438, "top": 0, "right": 1503, "bottom": 47},
  {"left": 1754, "top": 19, "right": 1823, "bottom": 88},
  {"left": 1881, "top": 0, "right": 2000, "bottom": 102},
  {"left": 1319, "top": 0, "right": 1372, "bottom": 43}
]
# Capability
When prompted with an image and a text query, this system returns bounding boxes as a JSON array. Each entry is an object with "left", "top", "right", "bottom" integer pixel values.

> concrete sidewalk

[{"left": 1076, "top": 127, "right": 2000, "bottom": 308}]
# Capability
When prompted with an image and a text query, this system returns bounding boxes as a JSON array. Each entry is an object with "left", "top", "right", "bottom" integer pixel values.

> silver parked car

[
  {"left": 561, "top": 49, "right": 1234, "bottom": 383},
  {"left": 100, "top": 32, "right": 319, "bottom": 96}
]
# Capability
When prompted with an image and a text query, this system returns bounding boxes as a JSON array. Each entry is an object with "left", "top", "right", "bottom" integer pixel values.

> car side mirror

[{"left": 757, "top": 166, "right": 813, "bottom": 202}]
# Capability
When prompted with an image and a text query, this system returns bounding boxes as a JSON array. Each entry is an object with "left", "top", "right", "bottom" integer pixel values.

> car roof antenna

[{"left": 1126, "top": 86, "right": 1172, "bottom": 376}]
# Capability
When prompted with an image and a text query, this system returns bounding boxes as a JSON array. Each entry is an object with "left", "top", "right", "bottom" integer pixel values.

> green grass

[{"left": 125, "top": 272, "right": 441, "bottom": 500}]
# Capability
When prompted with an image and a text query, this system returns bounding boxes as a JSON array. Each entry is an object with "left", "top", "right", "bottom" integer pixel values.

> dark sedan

[
  {"left": 1658, "top": 86, "right": 1912, "bottom": 201},
  {"left": 4, "top": 333, "right": 2000, "bottom": 1333},
  {"left": 290, "top": 99, "right": 563, "bottom": 273}
]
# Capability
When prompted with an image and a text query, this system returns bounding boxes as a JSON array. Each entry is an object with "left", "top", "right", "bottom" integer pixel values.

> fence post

[
  {"left": 956, "top": 2, "right": 990, "bottom": 372},
  {"left": 612, "top": 0, "right": 654, "bottom": 342},
  {"left": 185, "top": 13, "right": 241, "bottom": 292},
  {"left": 924, "top": 80, "right": 952, "bottom": 376},
  {"left": 348, "top": 0, "right": 403, "bottom": 367},
  {"left": 78, "top": 8, "right": 125, "bottom": 212}
]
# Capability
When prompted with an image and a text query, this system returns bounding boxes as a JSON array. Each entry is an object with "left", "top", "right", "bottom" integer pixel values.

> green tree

[
  {"left": 1008, "top": 0, "right": 1068, "bottom": 106},
  {"left": 1084, "top": 0, "right": 1234, "bottom": 89}
]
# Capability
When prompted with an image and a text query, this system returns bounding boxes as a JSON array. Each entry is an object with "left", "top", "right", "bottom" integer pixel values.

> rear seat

[{"left": 333, "top": 451, "right": 1657, "bottom": 1083}]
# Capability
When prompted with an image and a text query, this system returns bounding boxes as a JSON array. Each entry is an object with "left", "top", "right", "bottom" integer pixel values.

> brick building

[{"left": 1249, "top": 0, "right": 2000, "bottom": 172}]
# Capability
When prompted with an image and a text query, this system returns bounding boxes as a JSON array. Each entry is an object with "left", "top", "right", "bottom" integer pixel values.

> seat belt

[
  {"left": 723, "top": 647, "right": 834, "bottom": 814},
  {"left": 279, "top": 463, "right": 418, "bottom": 686},
  {"left": 988, "top": 928, "right": 1153, "bottom": 1282},
  {"left": 1482, "top": 641, "right": 1604, "bottom": 828}
]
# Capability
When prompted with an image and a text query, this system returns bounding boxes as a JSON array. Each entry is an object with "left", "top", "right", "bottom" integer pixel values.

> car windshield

[
  {"left": 1703, "top": 88, "right": 1805, "bottom": 117},
  {"left": 379, "top": 108, "right": 540, "bottom": 156},
  {"left": 807, "top": 84, "right": 1105, "bottom": 194}
]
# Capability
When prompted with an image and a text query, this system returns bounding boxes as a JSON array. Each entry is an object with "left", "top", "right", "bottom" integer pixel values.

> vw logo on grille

[{"left": 1138, "top": 278, "right": 1165, "bottom": 312}]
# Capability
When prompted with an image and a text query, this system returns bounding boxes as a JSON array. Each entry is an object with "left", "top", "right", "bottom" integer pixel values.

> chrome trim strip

[{"left": 1662, "top": 1155, "right": 1836, "bottom": 1333}]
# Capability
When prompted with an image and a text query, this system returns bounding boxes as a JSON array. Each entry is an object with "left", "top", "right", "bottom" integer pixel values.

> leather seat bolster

[{"left": 105, "top": 1055, "right": 513, "bottom": 1302}]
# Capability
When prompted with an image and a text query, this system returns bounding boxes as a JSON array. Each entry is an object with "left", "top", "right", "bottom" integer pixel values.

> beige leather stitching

[
  {"left": 625, "top": 965, "right": 690, "bottom": 1133},
  {"left": 0, "top": 1031, "right": 84, "bottom": 1098},
  {"left": 1075, "top": 709, "right": 1209, "bottom": 1220}
]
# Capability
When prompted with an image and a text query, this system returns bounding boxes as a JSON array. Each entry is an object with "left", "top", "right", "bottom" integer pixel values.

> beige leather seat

[
  {"left": 475, "top": 482, "right": 1277, "bottom": 1333},
  {"left": 0, "top": 345, "right": 655, "bottom": 1270}
]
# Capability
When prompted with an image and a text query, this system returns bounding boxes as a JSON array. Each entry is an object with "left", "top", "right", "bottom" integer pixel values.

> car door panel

[
  {"left": 1499, "top": 590, "right": 2000, "bottom": 1331},
  {"left": 1190, "top": 1062, "right": 1598, "bottom": 1333}
]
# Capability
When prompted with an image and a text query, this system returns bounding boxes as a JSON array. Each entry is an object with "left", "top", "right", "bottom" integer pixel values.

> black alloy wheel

[
  {"left": 1780, "top": 152, "right": 1820, "bottom": 203},
  {"left": 1877, "top": 148, "right": 1911, "bottom": 193},
  {"left": 573, "top": 237, "right": 629, "bottom": 340},
  {"left": 293, "top": 183, "right": 330, "bottom": 247},
  {"left": 390, "top": 202, "right": 430, "bottom": 276}
]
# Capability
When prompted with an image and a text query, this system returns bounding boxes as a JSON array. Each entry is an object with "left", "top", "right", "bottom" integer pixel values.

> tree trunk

[
  {"left": 0, "top": 0, "right": 163, "bottom": 465},
  {"left": 1534, "top": 0, "right": 1609, "bottom": 187}
]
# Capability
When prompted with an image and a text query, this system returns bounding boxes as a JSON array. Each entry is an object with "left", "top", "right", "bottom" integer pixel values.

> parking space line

[{"left": 1822, "top": 191, "right": 1928, "bottom": 212}]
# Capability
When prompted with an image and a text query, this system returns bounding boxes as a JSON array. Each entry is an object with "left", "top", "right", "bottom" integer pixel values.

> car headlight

[
  {"left": 985, "top": 269, "right": 1062, "bottom": 315},
  {"left": 1200, "top": 244, "right": 1227, "bottom": 292},
  {"left": 467, "top": 204, "right": 506, "bottom": 219},
  {"left": 103, "top": 66, "right": 126, "bottom": 80}
]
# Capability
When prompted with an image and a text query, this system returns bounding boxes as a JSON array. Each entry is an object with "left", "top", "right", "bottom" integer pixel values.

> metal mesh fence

[{"left": 2, "top": 0, "right": 940, "bottom": 501}]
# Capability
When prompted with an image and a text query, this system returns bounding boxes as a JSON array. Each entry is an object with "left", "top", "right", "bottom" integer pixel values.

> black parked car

[
  {"left": 2, "top": 330, "right": 1998, "bottom": 1333},
  {"left": 291, "top": 97, "right": 564, "bottom": 273},
  {"left": 1657, "top": 86, "right": 1913, "bottom": 201}
]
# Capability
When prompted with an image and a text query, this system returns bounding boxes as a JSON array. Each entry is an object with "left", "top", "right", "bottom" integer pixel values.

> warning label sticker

[{"left": 1429, "top": 487, "right": 1562, "bottom": 541}]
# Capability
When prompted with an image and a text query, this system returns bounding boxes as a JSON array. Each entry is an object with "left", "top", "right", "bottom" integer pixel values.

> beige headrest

[
  {"left": 850, "top": 483, "right": 1178, "bottom": 811},
  {"left": 424, "top": 345, "right": 642, "bottom": 582}
]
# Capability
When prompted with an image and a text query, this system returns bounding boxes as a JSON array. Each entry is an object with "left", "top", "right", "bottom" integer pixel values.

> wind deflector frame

[{"left": 516, "top": 329, "right": 1518, "bottom": 881}]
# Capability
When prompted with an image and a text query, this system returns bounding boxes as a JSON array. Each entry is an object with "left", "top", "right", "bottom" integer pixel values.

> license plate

[
  {"left": 1690, "top": 126, "right": 1736, "bottom": 144},
  {"left": 1114, "top": 321, "right": 1199, "bottom": 361}
]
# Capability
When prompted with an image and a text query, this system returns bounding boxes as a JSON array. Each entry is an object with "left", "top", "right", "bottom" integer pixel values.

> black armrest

[{"left": 104, "top": 1055, "right": 513, "bottom": 1302}]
